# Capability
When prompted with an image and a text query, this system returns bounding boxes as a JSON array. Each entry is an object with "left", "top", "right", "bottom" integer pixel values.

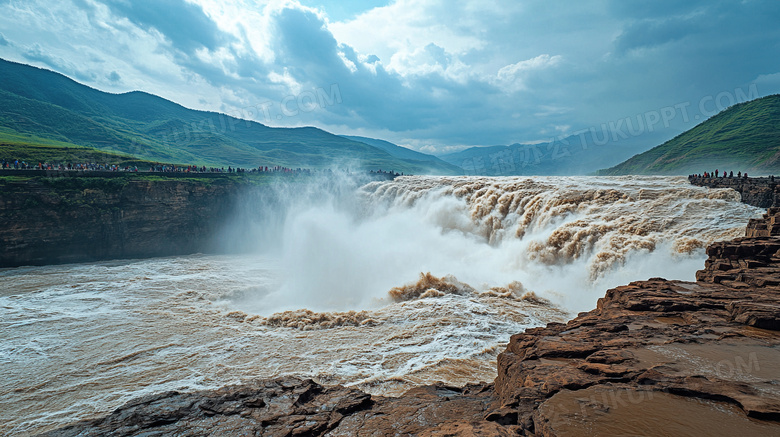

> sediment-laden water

[{"left": 0, "top": 176, "right": 763, "bottom": 435}]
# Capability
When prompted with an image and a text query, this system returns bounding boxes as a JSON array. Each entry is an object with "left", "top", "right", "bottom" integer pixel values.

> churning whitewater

[{"left": 0, "top": 176, "right": 763, "bottom": 435}]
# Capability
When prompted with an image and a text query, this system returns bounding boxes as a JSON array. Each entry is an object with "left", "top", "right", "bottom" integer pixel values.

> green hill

[
  {"left": 0, "top": 132, "right": 154, "bottom": 168},
  {"left": 599, "top": 94, "right": 780, "bottom": 175},
  {"left": 0, "top": 58, "right": 457, "bottom": 173}
]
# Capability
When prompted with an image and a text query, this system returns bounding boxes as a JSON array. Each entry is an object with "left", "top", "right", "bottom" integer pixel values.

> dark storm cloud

[
  {"left": 607, "top": 0, "right": 710, "bottom": 19},
  {"left": 267, "top": 7, "right": 489, "bottom": 132},
  {"left": 607, "top": 0, "right": 780, "bottom": 102},
  {"left": 272, "top": 7, "right": 346, "bottom": 77},
  {"left": 613, "top": 1, "right": 780, "bottom": 56},
  {"left": 99, "top": 0, "right": 230, "bottom": 53},
  {"left": 614, "top": 16, "right": 701, "bottom": 55}
]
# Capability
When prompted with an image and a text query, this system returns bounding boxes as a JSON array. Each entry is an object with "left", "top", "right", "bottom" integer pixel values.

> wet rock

[
  {"left": 39, "top": 380, "right": 498, "bottom": 437},
  {"left": 533, "top": 386, "right": 780, "bottom": 437},
  {"left": 39, "top": 378, "right": 372, "bottom": 437}
]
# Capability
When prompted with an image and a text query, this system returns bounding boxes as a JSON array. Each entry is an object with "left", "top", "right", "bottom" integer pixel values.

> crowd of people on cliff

[
  {"left": 689, "top": 170, "right": 776, "bottom": 182},
  {"left": 369, "top": 169, "right": 401, "bottom": 177},
  {"left": 2, "top": 159, "right": 319, "bottom": 175},
  {"left": 151, "top": 164, "right": 318, "bottom": 174},
  {"left": 1, "top": 160, "right": 139, "bottom": 172},
  {"left": 690, "top": 170, "right": 745, "bottom": 178},
  {"left": 1, "top": 158, "right": 401, "bottom": 178}
]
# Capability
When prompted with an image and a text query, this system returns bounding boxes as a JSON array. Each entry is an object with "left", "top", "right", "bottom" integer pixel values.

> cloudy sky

[{"left": 0, "top": 0, "right": 778, "bottom": 154}]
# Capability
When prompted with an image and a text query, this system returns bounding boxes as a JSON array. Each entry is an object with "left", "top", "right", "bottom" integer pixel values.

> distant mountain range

[
  {"left": 341, "top": 135, "right": 463, "bottom": 175},
  {"left": 0, "top": 58, "right": 457, "bottom": 174},
  {"left": 3, "top": 58, "right": 775, "bottom": 177},
  {"left": 437, "top": 131, "right": 648, "bottom": 176},
  {"left": 599, "top": 94, "right": 780, "bottom": 175}
]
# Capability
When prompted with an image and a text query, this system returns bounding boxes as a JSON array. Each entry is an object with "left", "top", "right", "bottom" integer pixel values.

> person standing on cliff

[{"left": 715, "top": 169, "right": 719, "bottom": 177}]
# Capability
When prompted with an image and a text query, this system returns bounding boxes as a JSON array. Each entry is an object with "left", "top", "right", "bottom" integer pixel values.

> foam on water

[{"left": 0, "top": 175, "right": 763, "bottom": 435}]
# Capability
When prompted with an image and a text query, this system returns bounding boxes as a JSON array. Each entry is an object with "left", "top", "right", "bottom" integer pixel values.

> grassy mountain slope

[
  {"left": 0, "top": 58, "right": 451, "bottom": 173},
  {"left": 0, "top": 130, "right": 154, "bottom": 167},
  {"left": 342, "top": 135, "right": 463, "bottom": 175},
  {"left": 599, "top": 95, "right": 780, "bottom": 175}
]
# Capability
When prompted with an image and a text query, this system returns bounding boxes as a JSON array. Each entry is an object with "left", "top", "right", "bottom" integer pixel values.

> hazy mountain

[
  {"left": 342, "top": 135, "right": 463, "bottom": 175},
  {"left": 437, "top": 131, "right": 649, "bottom": 176},
  {"left": 599, "top": 95, "right": 780, "bottom": 175}
]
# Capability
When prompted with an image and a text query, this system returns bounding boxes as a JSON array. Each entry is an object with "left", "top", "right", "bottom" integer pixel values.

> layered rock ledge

[
  {"left": 689, "top": 175, "right": 780, "bottom": 208},
  {"left": 40, "top": 215, "right": 780, "bottom": 436}
]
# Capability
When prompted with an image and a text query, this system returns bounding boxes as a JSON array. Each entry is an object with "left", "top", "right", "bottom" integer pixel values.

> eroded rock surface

[
  {"left": 39, "top": 378, "right": 497, "bottom": 437},
  {"left": 747, "top": 207, "right": 780, "bottom": 237},
  {"left": 493, "top": 277, "right": 780, "bottom": 435}
]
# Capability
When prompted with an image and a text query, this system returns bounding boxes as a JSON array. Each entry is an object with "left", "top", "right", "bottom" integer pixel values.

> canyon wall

[{"left": 0, "top": 176, "right": 241, "bottom": 268}]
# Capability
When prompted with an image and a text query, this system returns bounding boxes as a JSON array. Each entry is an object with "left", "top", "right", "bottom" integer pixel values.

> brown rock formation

[
  {"left": 493, "top": 277, "right": 780, "bottom": 435},
  {"left": 39, "top": 378, "right": 502, "bottom": 437},
  {"left": 487, "top": 209, "right": 780, "bottom": 435},
  {"left": 747, "top": 207, "right": 780, "bottom": 237}
]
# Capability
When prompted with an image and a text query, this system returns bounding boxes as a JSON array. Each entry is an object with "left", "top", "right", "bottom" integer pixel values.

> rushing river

[{"left": 0, "top": 175, "right": 763, "bottom": 435}]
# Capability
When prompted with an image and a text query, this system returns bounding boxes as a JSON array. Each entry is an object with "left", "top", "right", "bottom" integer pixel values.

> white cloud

[
  {"left": 337, "top": 50, "right": 357, "bottom": 73},
  {"left": 495, "top": 54, "right": 563, "bottom": 92},
  {"left": 267, "top": 68, "right": 302, "bottom": 95},
  {"left": 328, "top": 0, "right": 494, "bottom": 75}
]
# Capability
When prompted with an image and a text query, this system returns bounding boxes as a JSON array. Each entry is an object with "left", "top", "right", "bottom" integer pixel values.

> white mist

[{"left": 234, "top": 175, "right": 763, "bottom": 315}]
